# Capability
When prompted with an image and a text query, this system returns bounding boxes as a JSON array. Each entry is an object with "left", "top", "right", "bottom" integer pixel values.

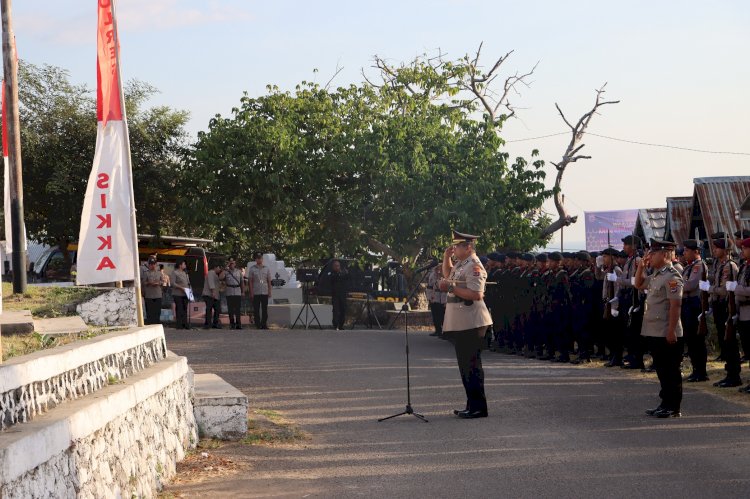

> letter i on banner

[{"left": 77, "top": 0, "right": 144, "bottom": 325}]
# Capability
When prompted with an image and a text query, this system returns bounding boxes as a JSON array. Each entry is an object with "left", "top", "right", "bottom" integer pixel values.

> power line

[
  {"left": 504, "top": 130, "right": 750, "bottom": 156},
  {"left": 587, "top": 132, "right": 750, "bottom": 156},
  {"left": 505, "top": 132, "right": 568, "bottom": 143}
]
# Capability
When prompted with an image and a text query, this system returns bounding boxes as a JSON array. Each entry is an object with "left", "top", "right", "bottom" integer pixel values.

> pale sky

[{"left": 13, "top": 0, "right": 750, "bottom": 250}]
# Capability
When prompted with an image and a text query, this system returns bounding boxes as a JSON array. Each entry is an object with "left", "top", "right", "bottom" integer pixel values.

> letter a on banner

[{"left": 77, "top": 0, "right": 138, "bottom": 285}]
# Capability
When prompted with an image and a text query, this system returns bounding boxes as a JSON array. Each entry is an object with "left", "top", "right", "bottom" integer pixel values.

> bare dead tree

[
  {"left": 541, "top": 84, "right": 620, "bottom": 237},
  {"left": 457, "top": 42, "right": 538, "bottom": 123}
]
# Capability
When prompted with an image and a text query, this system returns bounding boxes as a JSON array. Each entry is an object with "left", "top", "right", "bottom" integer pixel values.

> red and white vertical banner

[{"left": 76, "top": 0, "right": 138, "bottom": 285}]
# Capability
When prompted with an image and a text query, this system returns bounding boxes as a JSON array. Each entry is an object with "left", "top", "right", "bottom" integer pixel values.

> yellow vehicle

[{"left": 34, "top": 235, "right": 220, "bottom": 292}]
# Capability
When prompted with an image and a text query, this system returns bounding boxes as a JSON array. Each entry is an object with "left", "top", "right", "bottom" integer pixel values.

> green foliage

[
  {"left": 12, "top": 61, "right": 191, "bottom": 255},
  {"left": 184, "top": 54, "right": 551, "bottom": 266}
]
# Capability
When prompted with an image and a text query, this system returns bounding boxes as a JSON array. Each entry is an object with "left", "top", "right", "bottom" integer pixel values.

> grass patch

[
  {"left": 241, "top": 409, "right": 308, "bottom": 446},
  {"left": 1, "top": 328, "right": 112, "bottom": 362},
  {"left": 2, "top": 282, "right": 104, "bottom": 318}
]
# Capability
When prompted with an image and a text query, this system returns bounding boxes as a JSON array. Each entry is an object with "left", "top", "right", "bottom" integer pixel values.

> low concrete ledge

[
  {"left": 194, "top": 373, "right": 248, "bottom": 440},
  {"left": 0, "top": 325, "right": 167, "bottom": 431},
  {"left": 0, "top": 310, "right": 34, "bottom": 335},
  {"left": 0, "top": 324, "right": 165, "bottom": 394},
  {"left": 0, "top": 353, "right": 190, "bottom": 485}
]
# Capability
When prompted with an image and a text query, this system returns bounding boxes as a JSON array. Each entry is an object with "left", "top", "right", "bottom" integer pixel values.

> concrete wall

[
  {"left": 0, "top": 326, "right": 197, "bottom": 498},
  {"left": 77, "top": 287, "right": 137, "bottom": 327},
  {"left": 0, "top": 326, "right": 165, "bottom": 430}
]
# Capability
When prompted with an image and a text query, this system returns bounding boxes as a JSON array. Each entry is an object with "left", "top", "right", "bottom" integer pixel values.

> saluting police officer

[
  {"left": 439, "top": 231, "right": 493, "bottom": 419},
  {"left": 635, "top": 239, "right": 685, "bottom": 418}
]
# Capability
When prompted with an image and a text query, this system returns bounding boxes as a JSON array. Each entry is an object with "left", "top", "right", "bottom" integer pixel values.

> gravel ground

[{"left": 163, "top": 327, "right": 750, "bottom": 499}]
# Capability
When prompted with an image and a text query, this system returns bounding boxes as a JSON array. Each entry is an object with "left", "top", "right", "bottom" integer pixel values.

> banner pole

[{"left": 108, "top": 0, "right": 144, "bottom": 327}]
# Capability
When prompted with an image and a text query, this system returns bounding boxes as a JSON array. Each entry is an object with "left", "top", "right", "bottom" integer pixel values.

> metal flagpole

[{"left": 108, "top": 0, "right": 144, "bottom": 327}]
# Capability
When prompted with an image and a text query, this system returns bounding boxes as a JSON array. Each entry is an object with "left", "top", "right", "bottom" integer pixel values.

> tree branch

[{"left": 540, "top": 84, "right": 620, "bottom": 238}]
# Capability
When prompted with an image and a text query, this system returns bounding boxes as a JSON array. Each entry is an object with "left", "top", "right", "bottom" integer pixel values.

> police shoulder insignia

[
  {"left": 472, "top": 264, "right": 482, "bottom": 277},
  {"left": 668, "top": 280, "right": 679, "bottom": 293},
  {"left": 693, "top": 266, "right": 700, "bottom": 273}
]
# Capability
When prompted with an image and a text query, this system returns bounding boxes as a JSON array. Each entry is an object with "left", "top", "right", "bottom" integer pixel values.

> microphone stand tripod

[{"left": 379, "top": 267, "right": 432, "bottom": 423}]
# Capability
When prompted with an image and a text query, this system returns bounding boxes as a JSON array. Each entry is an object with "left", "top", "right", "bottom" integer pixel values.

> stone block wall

[
  {"left": 1, "top": 373, "right": 197, "bottom": 498},
  {"left": 77, "top": 287, "right": 137, "bottom": 326},
  {"left": 0, "top": 331, "right": 165, "bottom": 430}
]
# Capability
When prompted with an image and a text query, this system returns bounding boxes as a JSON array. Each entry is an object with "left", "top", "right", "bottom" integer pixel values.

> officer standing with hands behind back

[{"left": 438, "top": 230, "right": 493, "bottom": 419}]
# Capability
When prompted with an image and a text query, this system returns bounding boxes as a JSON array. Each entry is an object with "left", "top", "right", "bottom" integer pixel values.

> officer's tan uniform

[
  {"left": 639, "top": 244, "right": 684, "bottom": 415},
  {"left": 443, "top": 255, "right": 492, "bottom": 332},
  {"left": 143, "top": 269, "right": 164, "bottom": 299},
  {"left": 641, "top": 263, "right": 684, "bottom": 338},
  {"left": 143, "top": 268, "right": 163, "bottom": 325}
]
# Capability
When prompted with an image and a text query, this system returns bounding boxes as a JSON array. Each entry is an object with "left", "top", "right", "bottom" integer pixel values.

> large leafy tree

[
  {"left": 185, "top": 51, "right": 551, "bottom": 267},
  {"left": 11, "top": 61, "right": 190, "bottom": 261}
]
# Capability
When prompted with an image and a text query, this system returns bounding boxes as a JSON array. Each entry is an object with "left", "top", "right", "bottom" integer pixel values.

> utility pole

[{"left": 1, "top": 0, "right": 27, "bottom": 294}]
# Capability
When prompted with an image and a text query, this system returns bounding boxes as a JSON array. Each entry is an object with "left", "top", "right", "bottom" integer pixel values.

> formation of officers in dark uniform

[{"left": 428, "top": 230, "right": 750, "bottom": 418}]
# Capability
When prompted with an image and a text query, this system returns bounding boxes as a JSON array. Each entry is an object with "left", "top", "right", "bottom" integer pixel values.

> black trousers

[
  {"left": 332, "top": 293, "right": 347, "bottom": 329},
  {"left": 626, "top": 309, "right": 645, "bottom": 366},
  {"left": 605, "top": 316, "right": 624, "bottom": 362},
  {"left": 226, "top": 295, "right": 242, "bottom": 327},
  {"left": 682, "top": 296, "right": 707, "bottom": 376},
  {"left": 430, "top": 302, "right": 446, "bottom": 335},
  {"left": 203, "top": 296, "right": 220, "bottom": 326},
  {"left": 740, "top": 320, "right": 750, "bottom": 360},
  {"left": 448, "top": 327, "right": 488, "bottom": 413},
  {"left": 253, "top": 294, "right": 269, "bottom": 328},
  {"left": 145, "top": 298, "right": 161, "bottom": 325},
  {"left": 714, "top": 299, "right": 728, "bottom": 357},
  {"left": 647, "top": 336, "right": 683, "bottom": 411},
  {"left": 174, "top": 295, "right": 189, "bottom": 329},
  {"left": 723, "top": 321, "right": 742, "bottom": 380}
]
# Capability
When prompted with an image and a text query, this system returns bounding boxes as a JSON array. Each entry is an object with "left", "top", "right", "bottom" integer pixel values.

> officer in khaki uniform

[
  {"left": 681, "top": 239, "right": 709, "bottom": 382},
  {"left": 635, "top": 239, "right": 684, "bottom": 418},
  {"left": 438, "top": 230, "right": 493, "bottom": 419},
  {"left": 142, "top": 256, "right": 165, "bottom": 325}
]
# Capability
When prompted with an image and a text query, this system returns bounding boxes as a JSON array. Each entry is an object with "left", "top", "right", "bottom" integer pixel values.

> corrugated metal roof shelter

[
  {"left": 634, "top": 208, "right": 667, "bottom": 244},
  {"left": 688, "top": 177, "right": 750, "bottom": 240},
  {"left": 664, "top": 197, "right": 693, "bottom": 247}
]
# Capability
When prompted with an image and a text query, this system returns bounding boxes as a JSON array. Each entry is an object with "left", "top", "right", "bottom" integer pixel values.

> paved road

[{"left": 165, "top": 328, "right": 750, "bottom": 499}]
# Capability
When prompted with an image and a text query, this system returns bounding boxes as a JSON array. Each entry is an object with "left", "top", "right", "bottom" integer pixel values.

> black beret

[
  {"left": 683, "top": 239, "right": 700, "bottom": 250},
  {"left": 617, "top": 250, "right": 628, "bottom": 258},
  {"left": 506, "top": 251, "right": 519, "bottom": 259},
  {"left": 549, "top": 252, "right": 562, "bottom": 261},
  {"left": 590, "top": 251, "right": 600, "bottom": 258},
  {"left": 576, "top": 251, "right": 591, "bottom": 261},
  {"left": 487, "top": 252, "right": 502, "bottom": 262},
  {"left": 650, "top": 238, "right": 677, "bottom": 251},
  {"left": 676, "top": 248, "right": 685, "bottom": 256},
  {"left": 536, "top": 253, "right": 549, "bottom": 263},
  {"left": 735, "top": 229, "right": 750, "bottom": 239},
  {"left": 498, "top": 254, "right": 507, "bottom": 263},
  {"left": 712, "top": 238, "right": 727, "bottom": 250},
  {"left": 710, "top": 232, "right": 725, "bottom": 240},
  {"left": 520, "top": 253, "right": 535, "bottom": 262},
  {"left": 601, "top": 248, "right": 619, "bottom": 256},
  {"left": 622, "top": 235, "right": 642, "bottom": 246}
]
